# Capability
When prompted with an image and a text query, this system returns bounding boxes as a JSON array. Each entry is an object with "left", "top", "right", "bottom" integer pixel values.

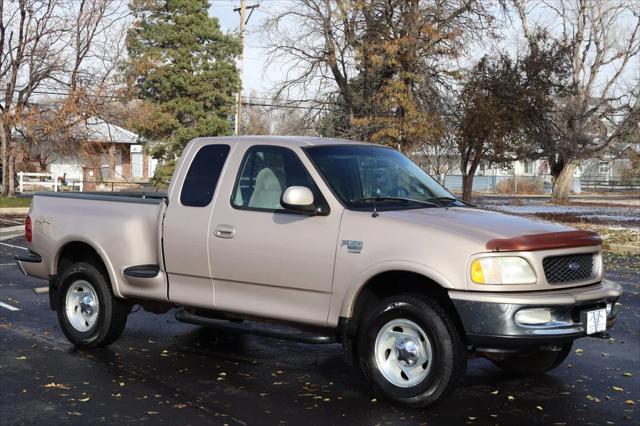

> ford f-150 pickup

[{"left": 15, "top": 136, "right": 622, "bottom": 407}]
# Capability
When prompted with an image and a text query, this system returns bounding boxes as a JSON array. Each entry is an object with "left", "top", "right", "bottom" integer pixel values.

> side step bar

[{"left": 175, "top": 309, "right": 337, "bottom": 344}]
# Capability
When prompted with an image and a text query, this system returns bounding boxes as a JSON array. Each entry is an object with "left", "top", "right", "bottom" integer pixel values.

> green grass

[{"left": 0, "top": 196, "right": 31, "bottom": 208}]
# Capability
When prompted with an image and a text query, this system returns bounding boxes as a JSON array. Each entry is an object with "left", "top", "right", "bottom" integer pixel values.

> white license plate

[{"left": 583, "top": 308, "right": 607, "bottom": 335}]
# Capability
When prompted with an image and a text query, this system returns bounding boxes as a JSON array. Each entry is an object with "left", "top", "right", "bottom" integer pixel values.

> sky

[
  {"left": 210, "top": 0, "right": 639, "bottom": 104},
  {"left": 209, "top": 0, "right": 285, "bottom": 99}
]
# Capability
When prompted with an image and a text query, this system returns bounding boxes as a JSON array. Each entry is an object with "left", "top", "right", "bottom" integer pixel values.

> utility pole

[{"left": 234, "top": 0, "right": 259, "bottom": 136}]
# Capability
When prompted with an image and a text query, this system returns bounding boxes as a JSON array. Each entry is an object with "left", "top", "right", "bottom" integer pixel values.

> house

[{"left": 45, "top": 117, "right": 158, "bottom": 190}]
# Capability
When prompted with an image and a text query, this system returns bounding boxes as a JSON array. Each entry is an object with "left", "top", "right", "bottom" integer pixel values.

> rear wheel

[
  {"left": 357, "top": 295, "right": 466, "bottom": 407},
  {"left": 492, "top": 344, "right": 572, "bottom": 375},
  {"left": 57, "top": 262, "right": 128, "bottom": 348}
]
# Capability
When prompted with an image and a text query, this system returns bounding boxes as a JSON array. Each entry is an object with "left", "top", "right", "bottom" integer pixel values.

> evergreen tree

[{"left": 125, "top": 0, "right": 240, "bottom": 185}]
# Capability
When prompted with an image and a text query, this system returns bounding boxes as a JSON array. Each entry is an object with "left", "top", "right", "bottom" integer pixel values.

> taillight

[{"left": 25, "top": 215, "right": 32, "bottom": 242}]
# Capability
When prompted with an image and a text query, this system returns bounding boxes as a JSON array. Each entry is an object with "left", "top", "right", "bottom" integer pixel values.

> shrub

[{"left": 495, "top": 177, "right": 544, "bottom": 194}]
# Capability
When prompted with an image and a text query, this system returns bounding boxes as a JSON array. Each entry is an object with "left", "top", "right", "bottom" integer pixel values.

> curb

[
  {"left": 0, "top": 207, "right": 29, "bottom": 215},
  {"left": 603, "top": 244, "right": 640, "bottom": 254}
]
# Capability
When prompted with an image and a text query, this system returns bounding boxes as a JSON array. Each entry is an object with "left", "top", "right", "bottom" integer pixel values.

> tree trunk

[
  {"left": 551, "top": 161, "right": 577, "bottom": 202},
  {"left": 0, "top": 122, "right": 8, "bottom": 196},
  {"left": 7, "top": 152, "right": 15, "bottom": 195},
  {"left": 461, "top": 173, "right": 474, "bottom": 202}
]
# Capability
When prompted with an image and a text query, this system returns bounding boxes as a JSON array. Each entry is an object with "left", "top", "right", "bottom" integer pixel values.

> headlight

[{"left": 470, "top": 257, "right": 536, "bottom": 285}]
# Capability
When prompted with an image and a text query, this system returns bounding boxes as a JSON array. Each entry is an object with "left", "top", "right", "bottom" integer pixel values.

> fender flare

[
  {"left": 53, "top": 237, "right": 123, "bottom": 298},
  {"left": 338, "top": 259, "right": 454, "bottom": 319}
]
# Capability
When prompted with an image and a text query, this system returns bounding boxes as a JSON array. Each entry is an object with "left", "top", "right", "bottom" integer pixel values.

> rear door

[{"left": 163, "top": 143, "right": 232, "bottom": 308}]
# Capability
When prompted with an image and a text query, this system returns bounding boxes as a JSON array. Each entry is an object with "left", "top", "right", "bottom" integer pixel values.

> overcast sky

[
  {"left": 209, "top": 0, "right": 282, "bottom": 99},
  {"left": 210, "top": 0, "right": 639, "bottom": 104}
]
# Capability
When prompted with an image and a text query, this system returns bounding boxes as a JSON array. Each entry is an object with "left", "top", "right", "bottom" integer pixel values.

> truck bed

[{"left": 23, "top": 191, "right": 169, "bottom": 302}]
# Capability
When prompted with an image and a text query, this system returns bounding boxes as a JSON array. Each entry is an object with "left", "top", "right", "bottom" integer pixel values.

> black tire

[
  {"left": 57, "top": 261, "right": 128, "bottom": 348},
  {"left": 492, "top": 343, "right": 572, "bottom": 375},
  {"left": 357, "top": 294, "right": 467, "bottom": 407}
]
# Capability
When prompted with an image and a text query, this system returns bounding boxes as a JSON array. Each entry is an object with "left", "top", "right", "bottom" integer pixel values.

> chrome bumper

[{"left": 449, "top": 280, "right": 622, "bottom": 350}]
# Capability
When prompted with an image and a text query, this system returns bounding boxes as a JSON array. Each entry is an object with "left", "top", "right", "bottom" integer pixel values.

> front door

[{"left": 209, "top": 145, "right": 341, "bottom": 325}]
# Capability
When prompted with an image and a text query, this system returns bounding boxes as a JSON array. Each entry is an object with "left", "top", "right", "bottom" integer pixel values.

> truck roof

[{"left": 191, "top": 135, "right": 375, "bottom": 147}]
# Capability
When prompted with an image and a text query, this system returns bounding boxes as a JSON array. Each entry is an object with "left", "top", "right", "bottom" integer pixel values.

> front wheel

[
  {"left": 57, "top": 262, "right": 129, "bottom": 348},
  {"left": 357, "top": 295, "right": 467, "bottom": 407},
  {"left": 492, "top": 344, "right": 572, "bottom": 375}
]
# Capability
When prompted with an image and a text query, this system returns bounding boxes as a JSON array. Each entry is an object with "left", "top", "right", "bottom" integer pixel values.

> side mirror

[{"left": 281, "top": 186, "right": 316, "bottom": 215}]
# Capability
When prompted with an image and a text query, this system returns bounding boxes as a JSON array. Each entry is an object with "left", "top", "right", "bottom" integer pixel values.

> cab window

[{"left": 232, "top": 146, "right": 317, "bottom": 211}]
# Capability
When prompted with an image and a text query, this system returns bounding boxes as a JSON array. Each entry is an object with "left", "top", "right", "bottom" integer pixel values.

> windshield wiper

[
  {"left": 351, "top": 196, "right": 439, "bottom": 208},
  {"left": 424, "top": 196, "right": 475, "bottom": 207}
]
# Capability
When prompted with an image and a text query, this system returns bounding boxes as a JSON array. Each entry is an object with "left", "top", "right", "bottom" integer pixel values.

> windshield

[{"left": 305, "top": 145, "right": 461, "bottom": 210}]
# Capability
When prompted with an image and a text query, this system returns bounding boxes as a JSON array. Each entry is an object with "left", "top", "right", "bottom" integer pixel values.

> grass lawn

[{"left": 0, "top": 196, "right": 31, "bottom": 208}]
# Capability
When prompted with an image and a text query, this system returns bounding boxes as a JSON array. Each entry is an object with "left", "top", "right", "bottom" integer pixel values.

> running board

[{"left": 175, "top": 309, "right": 337, "bottom": 344}]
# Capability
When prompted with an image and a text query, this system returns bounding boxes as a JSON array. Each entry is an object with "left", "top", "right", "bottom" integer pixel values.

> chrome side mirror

[{"left": 280, "top": 186, "right": 316, "bottom": 215}]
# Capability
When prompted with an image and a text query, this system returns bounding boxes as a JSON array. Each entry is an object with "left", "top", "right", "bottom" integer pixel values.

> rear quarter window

[{"left": 180, "top": 144, "right": 231, "bottom": 207}]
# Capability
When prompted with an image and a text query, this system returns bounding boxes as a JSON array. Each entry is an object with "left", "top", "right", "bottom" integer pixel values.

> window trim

[
  {"left": 229, "top": 144, "right": 330, "bottom": 216},
  {"left": 179, "top": 144, "right": 231, "bottom": 208}
]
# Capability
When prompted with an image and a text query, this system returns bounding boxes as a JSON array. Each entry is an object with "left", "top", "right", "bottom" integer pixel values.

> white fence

[{"left": 18, "top": 172, "right": 84, "bottom": 193}]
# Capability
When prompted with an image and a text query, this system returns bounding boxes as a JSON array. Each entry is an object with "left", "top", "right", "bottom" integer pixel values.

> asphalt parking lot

[{"left": 0, "top": 234, "right": 638, "bottom": 425}]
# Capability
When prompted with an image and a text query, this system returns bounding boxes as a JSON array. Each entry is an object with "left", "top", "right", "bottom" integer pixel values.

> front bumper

[{"left": 449, "top": 279, "right": 622, "bottom": 351}]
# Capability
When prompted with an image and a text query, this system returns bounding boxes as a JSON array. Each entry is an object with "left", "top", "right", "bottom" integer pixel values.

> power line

[{"left": 0, "top": 90, "right": 336, "bottom": 111}]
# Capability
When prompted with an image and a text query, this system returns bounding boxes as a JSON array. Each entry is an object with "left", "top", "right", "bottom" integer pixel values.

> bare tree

[
  {"left": 1, "top": 0, "right": 67, "bottom": 195},
  {"left": 1, "top": 0, "right": 129, "bottom": 195},
  {"left": 418, "top": 129, "right": 459, "bottom": 179},
  {"left": 513, "top": 0, "right": 640, "bottom": 201},
  {"left": 241, "top": 94, "right": 320, "bottom": 136},
  {"left": 262, "top": 0, "right": 359, "bottom": 120},
  {"left": 263, "top": 0, "right": 492, "bottom": 149}
]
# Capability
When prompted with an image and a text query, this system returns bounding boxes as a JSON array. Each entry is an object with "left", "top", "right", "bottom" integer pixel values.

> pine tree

[{"left": 125, "top": 0, "right": 240, "bottom": 184}]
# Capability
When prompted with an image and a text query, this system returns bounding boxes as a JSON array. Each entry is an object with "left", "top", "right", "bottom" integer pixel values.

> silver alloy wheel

[
  {"left": 65, "top": 280, "right": 99, "bottom": 332},
  {"left": 374, "top": 318, "right": 433, "bottom": 388}
]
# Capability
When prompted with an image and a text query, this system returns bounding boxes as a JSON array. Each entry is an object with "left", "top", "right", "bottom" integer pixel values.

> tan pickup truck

[{"left": 16, "top": 136, "right": 622, "bottom": 407}]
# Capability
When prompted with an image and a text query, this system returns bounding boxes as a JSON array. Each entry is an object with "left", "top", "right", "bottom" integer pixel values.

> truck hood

[{"left": 384, "top": 206, "right": 574, "bottom": 247}]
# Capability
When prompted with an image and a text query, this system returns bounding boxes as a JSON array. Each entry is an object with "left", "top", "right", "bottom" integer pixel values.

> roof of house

[{"left": 85, "top": 117, "right": 139, "bottom": 144}]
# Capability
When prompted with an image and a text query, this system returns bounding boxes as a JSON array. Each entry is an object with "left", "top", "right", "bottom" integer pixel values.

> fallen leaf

[
  {"left": 625, "top": 400, "right": 635, "bottom": 406},
  {"left": 78, "top": 396, "right": 90, "bottom": 402},
  {"left": 67, "top": 411, "right": 82, "bottom": 416},
  {"left": 43, "top": 383, "right": 70, "bottom": 390},
  {"left": 15, "top": 356, "right": 27, "bottom": 360},
  {"left": 147, "top": 411, "right": 158, "bottom": 415},
  {"left": 623, "top": 372, "right": 632, "bottom": 377},
  {"left": 490, "top": 390, "right": 499, "bottom": 395},
  {"left": 611, "top": 386, "right": 624, "bottom": 392},
  {"left": 508, "top": 395, "right": 515, "bottom": 401},
  {"left": 575, "top": 348, "right": 583, "bottom": 355},
  {"left": 536, "top": 406, "right": 543, "bottom": 411}
]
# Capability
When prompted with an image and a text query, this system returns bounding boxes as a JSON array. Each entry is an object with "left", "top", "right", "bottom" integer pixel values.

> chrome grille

[{"left": 542, "top": 253, "right": 594, "bottom": 284}]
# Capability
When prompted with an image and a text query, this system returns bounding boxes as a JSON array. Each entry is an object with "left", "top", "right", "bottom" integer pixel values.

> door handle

[{"left": 214, "top": 225, "right": 235, "bottom": 239}]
